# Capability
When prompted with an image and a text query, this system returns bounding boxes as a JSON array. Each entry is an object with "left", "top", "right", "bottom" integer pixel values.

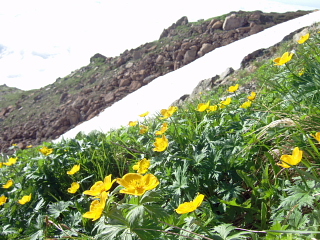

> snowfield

[{"left": 54, "top": 10, "right": 320, "bottom": 142}]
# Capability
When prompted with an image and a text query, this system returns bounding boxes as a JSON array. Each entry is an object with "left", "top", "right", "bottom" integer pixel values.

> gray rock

[
  {"left": 183, "top": 48, "right": 197, "bottom": 64},
  {"left": 189, "top": 75, "right": 220, "bottom": 98},
  {"left": 211, "top": 20, "right": 223, "bottom": 29},
  {"left": 176, "top": 16, "right": 188, "bottom": 26},
  {"left": 125, "top": 62, "right": 134, "bottom": 69},
  {"left": 219, "top": 67, "right": 234, "bottom": 80},
  {"left": 198, "top": 43, "right": 215, "bottom": 57},
  {"left": 143, "top": 74, "right": 158, "bottom": 84},
  {"left": 223, "top": 14, "right": 247, "bottom": 31}
]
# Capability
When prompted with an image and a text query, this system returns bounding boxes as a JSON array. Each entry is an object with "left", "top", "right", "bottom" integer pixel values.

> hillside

[
  {"left": 0, "top": 10, "right": 312, "bottom": 153},
  {"left": 0, "top": 20, "right": 320, "bottom": 239}
]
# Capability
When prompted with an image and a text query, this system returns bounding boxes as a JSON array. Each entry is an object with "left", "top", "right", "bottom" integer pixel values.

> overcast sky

[{"left": 0, "top": 0, "right": 319, "bottom": 90}]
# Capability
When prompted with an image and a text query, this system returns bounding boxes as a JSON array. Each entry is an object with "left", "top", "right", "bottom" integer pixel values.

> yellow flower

[
  {"left": 273, "top": 52, "right": 294, "bottom": 66},
  {"left": 227, "top": 84, "right": 239, "bottom": 93},
  {"left": 196, "top": 101, "right": 210, "bottom": 112},
  {"left": 207, "top": 105, "right": 218, "bottom": 112},
  {"left": 218, "top": 104, "right": 225, "bottom": 109},
  {"left": 139, "top": 125, "right": 149, "bottom": 134},
  {"left": 83, "top": 174, "right": 116, "bottom": 197},
  {"left": 133, "top": 158, "right": 151, "bottom": 174},
  {"left": 312, "top": 132, "right": 320, "bottom": 142},
  {"left": 298, "top": 68, "right": 305, "bottom": 76},
  {"left": 3, "top": 157, "right": 18, "bottom": 166},
  {"left": 0, "top": 195, "right": 8, "bottom": 206},
  {"left": 128, "top": 121, "right": 138, "bottom": 127},
  {"left": 18, "top": 193, "right": 32, "bottom": 205},
  {"left": 83, "top": 191, "right": 108, "bottom": 221},
  {"left": 68, "top": 182, "right": 80, "bottom": 194},
  {"left": 117, "top": 173, "right": 159, "bottom": 196},
  {"left": 12, "top": 143, "right": 17, "bottom": 146},
  {"left": 240, "top": 101, "right": 252, "bottom": 109},
  {"left": 247, "top": 92, "right": 257, "bottom": 101},
  {"left": 175, "top": 194, "right": 205, "bottom": 214},
  {"left": 139, "top": 111, "right": 150, "bottom": 117},
  {"left": 277, "top": 147, "right": 303, "bottom": 168},
  {"left": 39, "top": 146, "right": 54, "bottom": 156},
  {"left": 160, "top": 106, "right": 178, "bottom": 119},
  {"left": 297, "top": 33, "right": 310, "bottom": 44},
  {"left": 156, "top": 123, "right": 169, "bottom": 135},
  {"left": 26, "top": 145, "right": 33, "bottom": 148},
  {"left": 153, "top": 135, "right": 169, "bottom": 152},
  {"left": 220, "top": 97, "right": 231, "bottom": 106},
  {"left": 67, "top": 164, "right": 80, "bottom": 175},
  {"left": 3, "top": 179, "right": 14, "bottom": 189},
  {"left": 0, "top": 162, "right": 2, "bottom": 168}
]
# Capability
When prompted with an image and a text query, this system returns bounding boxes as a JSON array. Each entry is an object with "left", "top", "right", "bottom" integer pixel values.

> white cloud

[{"left": 270, "top": 0, "right": 320, "bottom": 8}]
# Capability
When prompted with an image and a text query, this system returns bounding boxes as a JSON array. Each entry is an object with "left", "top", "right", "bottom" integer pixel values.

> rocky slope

[{"left": 0, "top": 10, "right": 312, "bottom": 153}]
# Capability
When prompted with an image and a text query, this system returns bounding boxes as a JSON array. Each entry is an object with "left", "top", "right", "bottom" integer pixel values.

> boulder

[
  {"left": 249, "top": 24, "right": 264, "bottom": 35},
  {"left": 104, "top": 92, "right": 115, "bottom": 103},
  {"left": 119, "top": 78, "right": 131, "bottom": 87},
  {"left": 159, "top": 29, "right": 169, "bottom": 39},
  {"left": 72, "top": 96, "right": 88, "bottom": 109},
  {"left": 240, "top": 49, "right": 265, "bottom": 68},
  {"left": 198, "top": 43, "right": 215, "bottom": 57},
  {"left": 65, "top": 107, "right": 81, "bottom": 126},
  {"left": 173, "top": 61, "right": 181, "bottom": 70},
  {"left": 211, "top": 20, "right": 223, "bottom": 29},
  {"left": 129, "top": 81, "right": 142, "bottom": 92},
  {"left": 223, "top": 14, "right": 247, "bottom": 31},
  {"left": 176, "top": 16, "right": 188, "bottom": 26},
  {"left": 189, "top": 75, "right": 220, "bottom": 98},
  {"left": 163, "top": 61, "right": 173, "bottom": 68},
  {"left": 143, "top": 74, "right": 158, "bottom": 84},
  {"left": 219, "top": 67, "right": 235, "bottom": 80},
  {"left": 90, "top": 53, "right": 106, "bottom": 64},
  {"left": 183, "top": 47, "right": 197, "bottom": 64},
  {"left": 156, "top": 55, "right": 165, "bottom": 64},
  {"left": 125, "top": 62, "right": 134, "bottom": 68},
  {"left": 133, "top": 50, "right": 142, "bottom": 60},
  {"left": 116, "top": 57, "right": 125, "bottom": 67}
]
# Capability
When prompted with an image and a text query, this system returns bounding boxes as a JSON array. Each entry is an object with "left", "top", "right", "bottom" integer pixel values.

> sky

[
  {"left": 0, "top": 0, "right": 319, "bottom": 91},
  {"left": 54, "top": 10, "right": 320, "bottom": 141}
]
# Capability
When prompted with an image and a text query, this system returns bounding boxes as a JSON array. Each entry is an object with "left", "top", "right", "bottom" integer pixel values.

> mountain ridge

[{"left": 0, "top": 10, "right": 313, "bottom": 153}]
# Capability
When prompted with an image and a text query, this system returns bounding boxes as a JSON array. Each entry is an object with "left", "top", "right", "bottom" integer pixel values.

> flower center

[{"left": 131, "top": 179, "right": 145, "bottom": 189}]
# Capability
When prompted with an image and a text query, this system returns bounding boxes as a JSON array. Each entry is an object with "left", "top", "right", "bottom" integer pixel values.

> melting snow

[{"left": 54, "top": 11, "right": 320, "bottom": 142}]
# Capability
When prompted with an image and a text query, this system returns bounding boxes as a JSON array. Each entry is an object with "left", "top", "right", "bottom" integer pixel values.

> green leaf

[
  {"left": 170, "top": 161, "right": 189, "bottom": 195},
  {"left": 95, "top": 224, "right": 128, "bottom": 240},
  {"left": 140, "top": 190, "right": 162, "bottom": 204},
  {"left": 126, "top": 205, "right": 145, "bottom": 225},
  {"left": 0, "top": 225, "right": 19, "bottom": 236},
  {"left": 220, "top": 198, "right": 251, "bottom": 208},
  {"left": 144, "top": 204, "right": 168, "bottom": 220},
  {"left": 213, "top": 223, "right": 248, "bottom": 240},
  {"left": 266, "top": 221, "right": 289, "bottom": 239},
  {"left": 29, "top": 229, "right": 44, "bottom": 240},
  {"left": 261, "top": 202, "right": 267, "bottom": 230},
  {"left": 236, "top": 170, "right": 255, "bottom": 190},
  {"left": 48, "top": 201, "right": 72, "bottom": 218}
]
